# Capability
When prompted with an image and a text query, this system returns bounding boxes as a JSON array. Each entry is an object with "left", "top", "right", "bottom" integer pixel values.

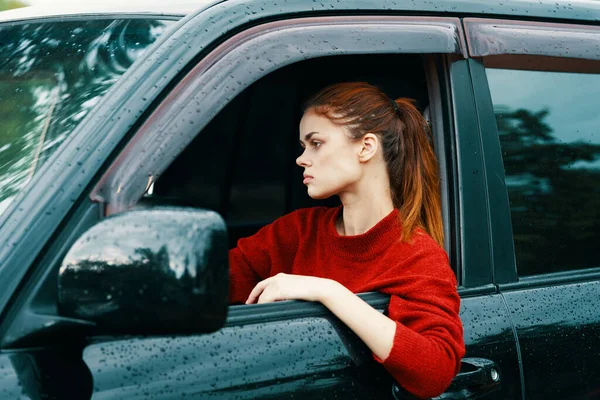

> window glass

[
  {"left": 0, "top": 18, "right": 173, "bottom": 216},
  {"left": 486, "top": 66, "right": 600, "bottom": 276}
]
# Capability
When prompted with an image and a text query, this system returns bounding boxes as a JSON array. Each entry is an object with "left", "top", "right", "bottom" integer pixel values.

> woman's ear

[{"left": 358, "top": 133, "right": 379, "bottom": 163}]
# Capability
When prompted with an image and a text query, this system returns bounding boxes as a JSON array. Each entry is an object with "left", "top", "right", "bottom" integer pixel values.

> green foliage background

[{"left": 0, "top": 0, "right": 27, "bottom": 11}]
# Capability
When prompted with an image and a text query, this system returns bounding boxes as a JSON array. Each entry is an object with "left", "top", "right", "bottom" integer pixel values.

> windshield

[{"left": 0, "top": 18, "right": 174, "bottom": 216}]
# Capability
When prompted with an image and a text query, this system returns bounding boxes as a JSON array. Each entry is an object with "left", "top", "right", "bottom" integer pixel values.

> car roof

[
  {"left": 0, "top": 1, "right": 218, "bottom": 23},
  {"left": 1, "top": 0, "right": 599, "bottom": 25}
]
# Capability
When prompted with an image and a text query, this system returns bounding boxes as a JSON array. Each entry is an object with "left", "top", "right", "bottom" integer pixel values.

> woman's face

[{"left": 297, "top": 109, "right": 363, "bottom": 199}]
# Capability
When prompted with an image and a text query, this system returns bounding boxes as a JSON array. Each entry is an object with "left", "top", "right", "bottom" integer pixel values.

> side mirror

[{"left": 57, "top": 207, "right": 228, "bottom": 335}]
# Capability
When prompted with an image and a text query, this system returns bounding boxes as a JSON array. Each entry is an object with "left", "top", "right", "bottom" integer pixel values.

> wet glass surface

[
  {"left": 486, "top": 66, "right": 600, "bottom": 276},
  {"left": 0, "top": 18, "right": 173, "bottom": 217}
]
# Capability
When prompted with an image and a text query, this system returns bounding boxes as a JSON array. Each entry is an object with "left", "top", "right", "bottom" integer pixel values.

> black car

[{"left": 0, "top": 1, "right": 599, "bottom": 399}]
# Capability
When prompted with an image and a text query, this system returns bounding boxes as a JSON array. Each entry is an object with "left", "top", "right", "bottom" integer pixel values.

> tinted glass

[
  {"left": 486, "top": 66, "right": 600, "bottom": 276},
  {"left": 0, "top": 18, "right": 173, "bottom": 216}
]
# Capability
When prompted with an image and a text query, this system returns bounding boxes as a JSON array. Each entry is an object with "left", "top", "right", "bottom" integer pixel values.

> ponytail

[
  {"left": 391, "top": 99, "right": 443, "bottom": 246},
  {"left": 304, "top": 82, "right": 444, "bottom": 246}
]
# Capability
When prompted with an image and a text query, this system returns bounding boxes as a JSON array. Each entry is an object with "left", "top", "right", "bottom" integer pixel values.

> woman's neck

[{"left": 336, "top": 195, "right": 395, "bottom": 236}]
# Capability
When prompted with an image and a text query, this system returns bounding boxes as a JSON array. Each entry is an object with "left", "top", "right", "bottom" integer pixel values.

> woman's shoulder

[
  {"left": 410, "top": 228, "right": 448, "bottom": 256},
  {"left": 388, "top": 228, "right": 454, "bottom": 279}
]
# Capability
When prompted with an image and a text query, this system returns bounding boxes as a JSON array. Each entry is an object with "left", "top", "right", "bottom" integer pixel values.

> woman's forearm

[{"left": 319, "top": 280, "right": 397, "bottom": 361}]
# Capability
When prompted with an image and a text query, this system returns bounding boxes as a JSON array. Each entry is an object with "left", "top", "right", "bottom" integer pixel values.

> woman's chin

[{"left": 307, "top": 187, "right": 334, "bottom": 200}]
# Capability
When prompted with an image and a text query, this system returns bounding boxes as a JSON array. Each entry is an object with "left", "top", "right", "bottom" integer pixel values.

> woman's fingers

[
  {"left": 257, "top": 286, "right": 281, "bottom": 304},
  {"left": 246, "top": 273, "right": 285, "bottom": 304},
  {"left": 246, "top": 278, "right": 268, "bottom": 304}
]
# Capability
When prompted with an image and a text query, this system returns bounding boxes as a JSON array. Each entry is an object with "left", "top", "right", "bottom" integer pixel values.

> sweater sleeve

[
  {"left": 374, "top": 246, "right": 465, "bottom": 399},
  {"left": 228, "top": 209, "right": 304, "bottom": 304}
]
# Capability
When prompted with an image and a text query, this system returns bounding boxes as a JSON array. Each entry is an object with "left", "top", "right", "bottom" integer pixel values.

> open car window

[{"left": 148, "top": 54, "right": 431, "bottom": 249}]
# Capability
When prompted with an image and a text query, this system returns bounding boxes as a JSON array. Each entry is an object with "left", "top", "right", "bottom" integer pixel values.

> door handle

[{"left": 392, "top": 358, "right": 501, "bottom": 400}]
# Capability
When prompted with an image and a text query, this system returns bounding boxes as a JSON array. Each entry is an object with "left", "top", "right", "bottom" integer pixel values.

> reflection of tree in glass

[
  {"left": 495, "top": 107, "right": 600, "bottom": 275},
  {"left": 0, "top": 19, "right": 170, "bottom": 215}
]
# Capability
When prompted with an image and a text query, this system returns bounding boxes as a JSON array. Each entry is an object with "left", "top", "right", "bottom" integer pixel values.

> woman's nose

[{"left": 296, "top": 150, "right": 310, "bottom": 167}]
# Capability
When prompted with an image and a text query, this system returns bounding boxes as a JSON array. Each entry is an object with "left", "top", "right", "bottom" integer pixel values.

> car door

[
  {"left": 1, "top": 3, "right": 521, "bottom": 399},
  {"left": 465, "top": 18, "right": 600, "bottom": 399}
]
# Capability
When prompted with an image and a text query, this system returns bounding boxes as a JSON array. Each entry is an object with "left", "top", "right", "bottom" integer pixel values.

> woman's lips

[{"left": 303, "top": 176, "right": 313, "bottom": 185}]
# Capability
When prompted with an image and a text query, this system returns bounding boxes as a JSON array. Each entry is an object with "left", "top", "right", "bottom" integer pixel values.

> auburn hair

[{"left": 303, "top": 82, "right": 444, "bottom": 246}]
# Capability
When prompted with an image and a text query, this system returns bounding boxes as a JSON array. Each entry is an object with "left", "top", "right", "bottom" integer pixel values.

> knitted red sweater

[{"left": 229, "top": 206, "right": 465, "bottom": 399}]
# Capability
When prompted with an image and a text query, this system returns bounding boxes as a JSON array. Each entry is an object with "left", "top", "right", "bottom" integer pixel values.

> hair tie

[{"left": 390, "top": 98, "right": 400, "bottom": 116}]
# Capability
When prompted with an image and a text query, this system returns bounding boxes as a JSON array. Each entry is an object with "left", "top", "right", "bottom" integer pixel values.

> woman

[{"left": 228, "top": 82, "right": 464, "bottom": 399}]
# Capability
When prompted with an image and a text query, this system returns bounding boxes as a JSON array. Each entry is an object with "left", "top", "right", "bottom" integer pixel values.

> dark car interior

[{"left": 147, "top": 54, "right": 430, "bottom": 249}]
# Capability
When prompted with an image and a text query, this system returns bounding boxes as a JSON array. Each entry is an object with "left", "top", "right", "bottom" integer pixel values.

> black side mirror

[{"left": 57, "top": 207, "right": 228, "bottom": 335}]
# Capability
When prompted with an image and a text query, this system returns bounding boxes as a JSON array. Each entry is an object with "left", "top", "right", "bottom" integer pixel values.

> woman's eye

[{"left": 311, "top": 141, "right": 321, "bottom": 149}]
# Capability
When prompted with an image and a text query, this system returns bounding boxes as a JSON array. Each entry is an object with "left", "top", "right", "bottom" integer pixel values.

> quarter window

[{"left": 485, "top": 60, "right": 600, "bottom": 276}]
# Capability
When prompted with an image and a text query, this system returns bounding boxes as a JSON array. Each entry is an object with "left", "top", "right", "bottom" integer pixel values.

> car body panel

[
  {"left": 502, "top": 281, "right": 600, "bottom": 398},
  {"left": 2, "top": 0, "right": 600, "bottom": 24},
  {"left": 0, "top": 292, "right": 521, "bottom": 399}
]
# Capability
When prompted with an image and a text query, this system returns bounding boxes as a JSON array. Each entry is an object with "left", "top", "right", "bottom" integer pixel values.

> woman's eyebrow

[{"left": 300, "top": 131, "right": 319, "bottom": 145}]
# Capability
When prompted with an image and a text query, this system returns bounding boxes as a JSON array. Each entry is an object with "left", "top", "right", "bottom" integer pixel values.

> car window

[
  {"left": 485, "top": 61, "right": 600, "bottom": 276},
  {"left": 0, "top": 18, "right": 174, "bottom": 217}
]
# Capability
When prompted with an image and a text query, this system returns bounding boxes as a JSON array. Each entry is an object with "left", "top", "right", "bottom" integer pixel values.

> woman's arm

[
  {"left": 246, "top": 274, "right": 396, "bottom": 359},
  {"left": 319, "top": 280, "right": 397, "bottom": 361},
  {"left": 246, "top": 271, "right": 464, "bottom": 399},
  {"left": 228, "top": 209, "right": 309, "bottom": 303}
]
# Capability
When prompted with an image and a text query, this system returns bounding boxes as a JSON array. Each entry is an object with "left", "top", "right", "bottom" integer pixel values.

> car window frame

[
  {"left": 91, "top": 14, "right": 469, "bottom": 276},
  {"left": 465, "top": 18, "right": 600, "bottom": 287}
]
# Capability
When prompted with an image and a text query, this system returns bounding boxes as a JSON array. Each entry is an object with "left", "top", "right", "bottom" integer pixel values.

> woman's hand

[
  {"left": 246, "top": 273, "right": 396, "bottom": 362},
  {"left": 246, "top": 273, "right": 334, "bottom": 304}
]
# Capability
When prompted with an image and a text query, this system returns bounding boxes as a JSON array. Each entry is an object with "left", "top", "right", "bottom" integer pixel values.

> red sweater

[{"left": 229, "top": 206, "right": 465, "bottom": 398}]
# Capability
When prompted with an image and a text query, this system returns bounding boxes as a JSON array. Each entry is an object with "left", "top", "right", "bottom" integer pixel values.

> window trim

[
  {"left": 467, "top": 58, "right": 517, "bottom": 285},
  {"left": 464, "top": 18, "right": 600, "bottom": 61},
  {"left": 446, "top": 55, "right": 496, "bottom": 288},
  {"left": 499, "top": 267, "right": 600, "bottom": 291}
]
